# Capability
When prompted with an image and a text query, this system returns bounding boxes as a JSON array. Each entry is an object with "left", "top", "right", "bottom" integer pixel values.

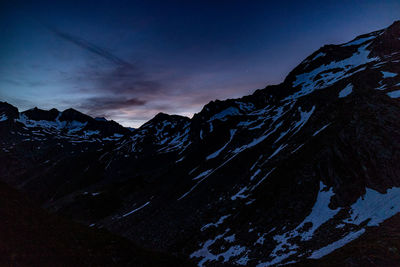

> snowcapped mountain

[{"left": 1, "top": 21, "right": 400, "bottom": 266}]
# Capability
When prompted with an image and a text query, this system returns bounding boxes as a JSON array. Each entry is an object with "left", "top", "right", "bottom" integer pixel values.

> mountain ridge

[{"left": 1, "top": 20, "right": 400, "bottom": 266}]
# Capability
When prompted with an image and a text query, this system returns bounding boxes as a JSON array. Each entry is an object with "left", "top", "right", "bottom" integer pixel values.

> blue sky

[{"left": 1, "top": 0, "right": 399, "bottom": 127}]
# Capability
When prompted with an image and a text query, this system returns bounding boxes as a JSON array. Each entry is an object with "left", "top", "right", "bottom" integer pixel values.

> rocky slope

[
  {"left": 0, "top": 180, "right": 188, "bottom": 266},
  {"left": 1, "top": 21, "right": 400, "bottom": 266}
]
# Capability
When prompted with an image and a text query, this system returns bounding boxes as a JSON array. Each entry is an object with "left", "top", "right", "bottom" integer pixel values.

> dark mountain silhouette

[{"left": 1, "top": 21, "right": 400, "bottom": 266}]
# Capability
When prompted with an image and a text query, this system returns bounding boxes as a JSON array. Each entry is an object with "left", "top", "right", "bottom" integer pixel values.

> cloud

[
  {"left": 77, "top": 96, "right": 146, "bottom": 113},
  {"left": 47, "top": 26, "right": 133, "bottom": 67},
  {"left": 43, "top": 26, "right": 259, "bottom": 127},
  {"left": 93, "top": 64, "right": 162, "bottom": 95},
  {"left": 46, "top": 26, "right": 165, "bottom": 117},
  {"left": 46, "top": 26, "right": 164, "bottom": 95}
]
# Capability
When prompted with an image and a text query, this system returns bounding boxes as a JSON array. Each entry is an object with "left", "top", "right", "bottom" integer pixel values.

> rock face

[{"left": 1, "top": 21, "right": 400, "bottom": 266}]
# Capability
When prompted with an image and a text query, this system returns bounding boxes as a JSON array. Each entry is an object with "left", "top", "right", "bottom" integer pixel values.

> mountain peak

[
  {"left": 153, "top": 112, "right": 170, "bottom": 120},
  {"left": 389, "top": 20, "right": 400, "bottom": 28},
  {"left": 142, "top": 112, "right": 189, "bottom": 128},
  {"left": 22, "top": 107, "right": 60, "bottom": 121},
  {"left": 0, "top": 102, "right": 19, "bottom": 121},
  {"left": 60, "top": 108, "right": 93, "bottom": 122},
  {"left": 95, "top": 117, "right": 107, "bottom": 122}
]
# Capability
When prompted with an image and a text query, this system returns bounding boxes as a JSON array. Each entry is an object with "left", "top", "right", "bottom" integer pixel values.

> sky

[{"left": 0, "top": 0, "right": 399, "bottom": 127}]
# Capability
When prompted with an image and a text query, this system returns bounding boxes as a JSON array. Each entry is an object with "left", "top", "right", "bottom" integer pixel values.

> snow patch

[
  {"left": 193, "top": 169, "right": 213, "bottom": 180},
  {"left": 231, "top": 187, "right": 248, "bottom": 200},
  {"left": 252, "top": 168, "right": 276, "bottom": 190},
  {"left": 285, "top": 43, "right": 377, "bottom": 100},
  {"left": 224, "top": 234, "right": 236, "bottom": 243},
  {"left": 291, "top": 143, "right": 304, "bottom": 154},
  {"left": 312, "top": 52, "right": 326, "bottom": 60},
  {"left": 382, "top": 71, "right": 397, "bottom": 78},
  {"left": 84, "top": 130, "right": 100, "bottom": 136},
  {"left": 209, "top": 107, "right": 241, "bottom": 121},
  {"left": 295, "top": 182, "right": 339, "bottom": 241},
  {"left": 341, "top": 35, "right": 376, "bottom": 47},
  {"left": 17, "top": 114, "right": 88, "bottom": 135},
  {"left": 122, "top": 201, "right": 150, "bottom": 217},
  {"left": 206, "top": 129, "right": 236, "bottom": 160},
  {"left": 338, "top": 84, "right": 353, "bottom": 98},
  {"left": 250, "top": 169, "right": 261, "bottom": 181},
  {"left": 345, "top": 187, "right": 400, "bottom": 226},
  {"left": 291, "top": 106, "right": 316, "bottom": 136},
  {"left": 309, "top": 229, "right": 365, "bottom": 259},
  {"left": 268, "top": 144, "right": 287, "bottom": 160},
  {"left": 201, "top": 215, "right": 231, "bottom": 231},
  {"left": 387, "top": 90, "right": 400, "bottom": 98},
  {"left": 236, "top": 101, "right": 255, "bottom": 112},
  {"left": 0, "top": 114, "right": 8, "bottom": 122},
  {"left": 312, "top": 123, "right": 331, "bottom": 136},
  {"left": 191, "top": 229, "right": 249, "bottom": 267},
  {"left": 262, "top": 182, "right": 339, "bottom": 265}
]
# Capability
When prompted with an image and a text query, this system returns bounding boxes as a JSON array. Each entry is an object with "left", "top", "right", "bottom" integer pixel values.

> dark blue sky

[{"left": 1, "top": 0, "right": 399, "bottom": 126}]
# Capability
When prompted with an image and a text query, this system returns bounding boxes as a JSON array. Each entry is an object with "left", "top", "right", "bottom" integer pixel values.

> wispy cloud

[
  {"left": 43, "top": 26, "right": 254, "bottom": 127},
  {"left": 92, "top": 64, "right": 162, "bottom": 95},
  {"left": 76, "top": 96, "right": 146, "bottom": 113},
  {"left": 47, "top": 26, "right": 133, "bottom": 67},
  {"left": 46, "top": 26, "right": 165, "bottom": 120}
]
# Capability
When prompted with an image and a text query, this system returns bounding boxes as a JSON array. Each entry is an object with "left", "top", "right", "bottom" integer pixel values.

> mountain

[
  {"left": 1, "top": 21, "right": 400, "bottom": 266},
  {"left": 0, "top": 180, "right": 188, "bottom": 266}
]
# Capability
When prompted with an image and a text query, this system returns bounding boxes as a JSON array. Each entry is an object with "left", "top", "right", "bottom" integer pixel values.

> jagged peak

[
  {"left": 141, "top": 112, "right": 190, "bottom": 128},
  {"left": 387, "top": 20, "right": 400, "bottom": 29},
  {"left": 60, "top": 108, "right": 93, "bottom": 122},
  {"left": 0, "top": 101, "right": 18, "bottom": 111},
  {"left": 95, "top": 117, "right": 107, "bottom": 122},
  {"left": 22, "top": 106, "right": 60, "bottom": 121},
  {"left": 0, "top": 101, "right": 19, "bottom": 120}
]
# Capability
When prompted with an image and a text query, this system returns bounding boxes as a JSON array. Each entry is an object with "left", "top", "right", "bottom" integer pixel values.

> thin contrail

[{"left": 47, "top": 25, "right": 133, "bottom": 67}]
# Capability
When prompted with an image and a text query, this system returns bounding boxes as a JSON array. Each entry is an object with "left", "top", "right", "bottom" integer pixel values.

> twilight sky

[{"left": 0, "top": 1, "right": 399, "bottom": 127}]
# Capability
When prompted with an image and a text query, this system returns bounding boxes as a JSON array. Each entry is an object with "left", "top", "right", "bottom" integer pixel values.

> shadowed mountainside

[{"left": 1, "top": 21, "right": 400, "bottom": 266}]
